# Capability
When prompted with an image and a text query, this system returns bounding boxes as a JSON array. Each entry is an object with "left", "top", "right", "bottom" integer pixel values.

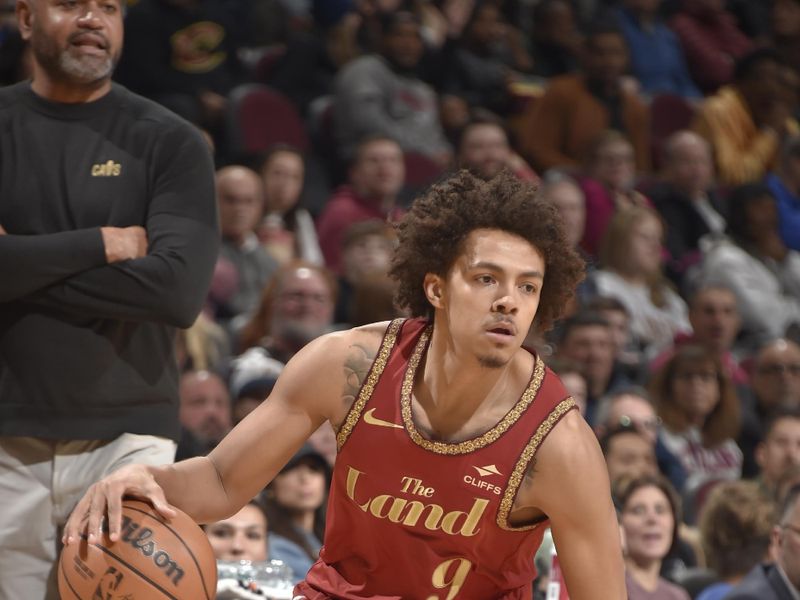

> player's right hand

[
  {"left": 61, "top": 463, "right": 176, "bottom": 547},
  {"left": 100, "top": 226, "right": 148, "bottom": 263}
]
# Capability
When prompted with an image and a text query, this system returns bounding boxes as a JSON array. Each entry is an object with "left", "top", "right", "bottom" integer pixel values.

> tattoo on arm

[{"left": 342, "top": 343, "right": 376, "bottom": 411}]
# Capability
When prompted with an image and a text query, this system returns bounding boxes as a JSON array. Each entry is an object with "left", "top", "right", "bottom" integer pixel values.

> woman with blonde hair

[{"left": 592, "top": 206, "right": 691, "bottom": 360}]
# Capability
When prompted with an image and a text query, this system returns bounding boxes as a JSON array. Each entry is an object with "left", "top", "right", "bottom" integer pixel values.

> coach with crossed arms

[{"left": 0, "top": 1, "right": 218, "bottom": 598}]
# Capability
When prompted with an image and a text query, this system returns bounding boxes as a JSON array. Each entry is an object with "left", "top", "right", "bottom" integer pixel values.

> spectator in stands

[
  {"left": 547, "top": 357, "right": 589, "bottom": 416},
  {"left": 115, "top": 0, "right": 244, "bottom": 133},
  {"left": 216, "top": 166, "right": 279, "bottom": 329},
  {"left": 317, "top": 136, "right": 405, "bottom": 273},
  {"left": 649, "top": 131, "right": 726, "bottom": 284},
  {"left": 334, "top": 220, "right": 395, "bottom": 325},
  {"left": 754, "top": 408, "right": 800, "bottom": 501},
  {"left": 692, "top": 49, "right": 798, "bottom": 186},
  {"left": 256, "top": 145, "right": 323, "bottom": 266},
  {"left": 650, "top": 345, "right": 742, "bottom": 515},
  {"left": 264, "top": 444, "right": 330, "bottom": 584},
  {"left": 695, "top": 184, "right": 800, "bottom": 351},
  {"left": 614, "top": 0, "right": 700, "bottom": 99},
  {"left": 205, "top": 499, "right": 269, "bottom": 562},
  {"left": 724, "top": 484, "right": 800, "bottom": 598},
  {"left": 669, "top": 0, "right": 752, "bottom": 94},
  {"left": 442, "top": 0, "right": 533, "bottom": 116},
  {"left": 232, "top": 377, "right": 277, "bottom": 426},
  {"left": 651, "top": 285, "right": 746, "bottom": 386},
  {"left": 579, "top": 130, "right": 652, "bottom": 260},
  {"left": 455, "top": 113, "right": 538, "bottom": 183},
  {"left": 332, "top": 10, "right": 451, "bottom": 165},
  {"left": 601, "top": 424, "right": 659, "bottom": 485},
  {"left": 179, "top": 370, "right": 232, "bottom": 453},
  {"left": 175, "top": 313, "right": 231, "bottom": 374},
  {"left": 593, "top": 206, "right": 691, "bottom": 360},
  {"left": 594, "top": 388, "right": 687, "bottom": 490},
  {"left": 555, "top": 311, "right": 633, "bottom": 423},
  {"left": 530, "top": 0, "right": 583, "bottom": 78},
  {"left": 766, "top": 135, "right": 800, "bottom": 252},
  {"left": 538, "top": 170, "right": 587, "bottom": 252},
  {"left": 772, "top": 0, "right": 800, "bottom": 74},
  {"left": 738, "top": 340, "right": 800, "bottom": 478},
  {"left": 696, "top": 481, "right": 776, "bottom": 600},
  {"left": 585, "top": 296, "right": 643, "bottom": 381},
  {"left": 616, "top": 475, "right": 690, "bottom": 600},
  {"left": 523, "top": 21, "right": 650, "bottom": 173},
  {"left": 231, "top": 261, "right": 336, "bottom": 393}
]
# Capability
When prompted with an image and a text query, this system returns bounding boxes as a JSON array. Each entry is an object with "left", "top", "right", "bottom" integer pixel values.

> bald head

[
  {"left": 216, "top": 166, "right": 263, "bottom": 244},
  {"left": 662, "top": 130, "right": 714, "bottom": 198}
]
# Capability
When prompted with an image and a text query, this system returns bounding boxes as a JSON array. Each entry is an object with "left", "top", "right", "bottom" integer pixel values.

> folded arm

[{"left": 23, "top": 129, "right": 219, "bottom": 328}]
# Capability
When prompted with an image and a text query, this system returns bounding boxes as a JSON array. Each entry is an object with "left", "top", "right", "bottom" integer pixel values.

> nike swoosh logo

[{"left": 363, "top": 408, "right": 404, "bottom": 429}]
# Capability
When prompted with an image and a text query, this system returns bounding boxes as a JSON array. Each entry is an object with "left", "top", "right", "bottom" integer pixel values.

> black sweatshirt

[{"left": 0, "top": 82, "right": 219, "bottom": 441}]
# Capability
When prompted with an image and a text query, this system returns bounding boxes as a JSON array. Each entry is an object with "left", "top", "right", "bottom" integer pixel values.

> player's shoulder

[{"left": 286, "top": 321, "right": 395, "bottom": 371}]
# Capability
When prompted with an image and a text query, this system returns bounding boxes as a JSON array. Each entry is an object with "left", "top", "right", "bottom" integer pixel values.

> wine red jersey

[{"left": 296, "top": 318, "right": 576, "bottom": 600}]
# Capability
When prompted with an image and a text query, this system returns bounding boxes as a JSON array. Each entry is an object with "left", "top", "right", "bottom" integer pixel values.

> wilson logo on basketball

[{"left": 119, "top": 515, "right": 186, "bottom": 585}]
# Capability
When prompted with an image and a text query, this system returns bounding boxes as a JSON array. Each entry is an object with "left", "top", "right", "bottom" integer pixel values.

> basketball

[{"left": 58, "top": 498, "right": 217, "bottom": 600}]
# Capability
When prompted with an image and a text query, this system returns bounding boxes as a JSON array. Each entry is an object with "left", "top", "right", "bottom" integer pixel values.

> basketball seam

[
  {"left": 59, "top": 557, "right": 83, "bottom": 599},
  {"left": 89, "top": 537, "right": 178, "bottom": 600},
  {"left": 125, "top": 501, "right": 214, "bottom": 600}
]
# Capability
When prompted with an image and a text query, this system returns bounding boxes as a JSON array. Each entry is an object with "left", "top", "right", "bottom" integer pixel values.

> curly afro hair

[{"left": 390, "top": 169, "right": 585, "bottom": 332}]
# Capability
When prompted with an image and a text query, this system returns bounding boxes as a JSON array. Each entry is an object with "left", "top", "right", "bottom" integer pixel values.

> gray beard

[
  {"left": 31, "top": 25, "right": 115, "bottom": 86},
  {"left": 58, "top": 49, "right": 113, "bottom": 83}
]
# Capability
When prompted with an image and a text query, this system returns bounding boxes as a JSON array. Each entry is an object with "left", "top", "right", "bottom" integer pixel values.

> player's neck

[{"left": 418, "top": 330, "right": 516, "bottom": 419}]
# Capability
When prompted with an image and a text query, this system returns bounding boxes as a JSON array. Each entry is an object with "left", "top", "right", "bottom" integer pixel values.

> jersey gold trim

[
  {"left": 496, "top": 397, "right": 577, "bottom": 531},
  {"left": 400, "top": 326, "right": 546, "bottom": 455},
  {"left": 336, "top": 319, "right": 404, "bottom": 450}
]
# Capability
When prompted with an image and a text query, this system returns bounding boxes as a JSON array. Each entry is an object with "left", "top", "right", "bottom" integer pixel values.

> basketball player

[{"left": 65, "top": 172, "right": 626, "bottom": 599}]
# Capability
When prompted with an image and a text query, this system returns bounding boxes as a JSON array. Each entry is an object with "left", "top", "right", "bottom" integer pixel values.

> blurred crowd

[{"left": 4, "top": 0, "right": 800, "bottom": 598}]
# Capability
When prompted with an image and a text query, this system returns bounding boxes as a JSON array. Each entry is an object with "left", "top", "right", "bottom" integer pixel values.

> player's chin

[{"left": 476, "top": 351, "right": 511, "bottom": 370}]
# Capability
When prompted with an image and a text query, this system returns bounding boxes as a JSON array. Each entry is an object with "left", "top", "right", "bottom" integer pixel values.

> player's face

[
  {"left": 621, "top": 485, "right": 674, "bottom": 563},
  {"left": 19, "top": 0, "right": 123, "bottom": 85},
  {"left": 430, "top": 229, "right": 545, "bottom": 369},
  {"left": 205, "top": 504, "right": 268, "bottom": 562}
]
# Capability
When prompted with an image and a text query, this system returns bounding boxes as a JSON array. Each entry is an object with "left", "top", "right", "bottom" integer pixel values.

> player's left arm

[{"left": 521, "top": 409, "right": 626, "bottom": 600}]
